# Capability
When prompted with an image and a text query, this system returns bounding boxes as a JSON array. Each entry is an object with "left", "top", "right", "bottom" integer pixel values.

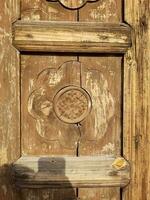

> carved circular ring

[
  {"left": 52, "top": 0, "right": 97, "bottom": 9},
  {"left": 53, "top": 86, "right": 92, "bottom": 124}
]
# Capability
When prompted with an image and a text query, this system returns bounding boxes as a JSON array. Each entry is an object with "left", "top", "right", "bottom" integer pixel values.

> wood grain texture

[
  {"left": 12, "top": 21, "right": 131, "bottom": 53},
  {"left": 78, "top": 60, "right": 122, "bottom": 199},
  {"left": 123, "top": 0, "right": 150, "bottom": 199},
  {"left": 48, "top": 0, "right": 98, "bottom": 9},
  {"left": 20, "top": 1, "right": 78, "bottom": 199},
  {"left": 0, "top": 0, "right": 20, "bottom": 200},
  {"left": 21, "top": 56, "right": 80, "bottom": 155},
  {"left": 21, "top": 0, "right": 77, "bottom": 21},
  {"left": 79, "top": 0, "right": 122, "bottom": 22},
  {"left": 78, "top": 0, "right": 123, "bottom": 199},
  {"left": 12, "top": 156, "right": 130, "bottom": 188}
]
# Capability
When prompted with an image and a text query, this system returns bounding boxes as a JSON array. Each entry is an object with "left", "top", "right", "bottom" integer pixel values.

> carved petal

[{"left": 28, "top": 61, "right": 81, "bottom": 148}]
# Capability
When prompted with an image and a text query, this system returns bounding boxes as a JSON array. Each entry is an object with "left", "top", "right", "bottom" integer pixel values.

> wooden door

[{"left": 0, "top": 0, "right": 149, "bottom": 200}]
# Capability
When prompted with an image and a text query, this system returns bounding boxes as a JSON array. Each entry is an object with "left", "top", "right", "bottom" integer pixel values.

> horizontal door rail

[
  {"left": 12, "top": 156, "right": 130, "bottom": 188},
  {"left": 12, "top": 21, "right": 131, "bottom": 53}
]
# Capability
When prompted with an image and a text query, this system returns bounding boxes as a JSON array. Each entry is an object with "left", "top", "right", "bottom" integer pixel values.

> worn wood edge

[
  {"left": 49, "top": 0, "right": 98, "bottom": 10},
  {"left": 0, "top": 0, "right": 21, "bottom": 199},
  {"left": 12, "top": 21, "right": 131, "bottom": 53},
  {"left": 123, "top": 0, "right": 150, "bottom": 199},
  {"left": 12, "top": 156, "right": 130, "bottom": 188}
]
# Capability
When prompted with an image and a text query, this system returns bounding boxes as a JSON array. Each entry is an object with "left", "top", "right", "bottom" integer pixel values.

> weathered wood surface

[
  {"left": 21, "top": 56, "right": 80, "bottom": 155},
  {"left": 0, "top": 0, "right": 20, "bottom": 200},
  {"left": 78, "top": 0, "right": 123, "bottom": 199},
  {"left": 48, "top": 0, "right": 97, "bottom": 9},
  {"left": 20, "top": 0, "right": 78, "bottom": 199},
  {"left": 13, "top": 21, "right": 131, "bottom": 53},
  {"left": 3, "top": 0, "right": 149, "bottom": 199},
  {"left": 12, "top": 156, "right": 130, "bottom": 188},
  {"left": 123, "top": 0, "right": 150, "bottom": 200}
]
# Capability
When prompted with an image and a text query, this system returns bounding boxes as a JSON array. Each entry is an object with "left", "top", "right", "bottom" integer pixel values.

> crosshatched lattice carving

[
  {"left": 49, "top": 0, "right": 98, "bottom": 9},
  {"left": 54, "top": 86, "right": 92, "bottom": 123}
]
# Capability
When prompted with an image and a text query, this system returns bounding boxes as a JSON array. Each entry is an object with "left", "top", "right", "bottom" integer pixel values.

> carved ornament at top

[{"left": 49, "top": 0, "right": 98, "bottom": 9}]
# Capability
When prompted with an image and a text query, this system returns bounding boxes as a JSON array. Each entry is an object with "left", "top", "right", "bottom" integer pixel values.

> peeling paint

[
  {"left": 102, "top": 143, "right": 115, "bottom": 154},
  {"left": 90, "top": 0, "right": 118, "bottom": 22},
  {"left": 1, "top": 185, "right": 7, "bottom": 196},
  {"left": 85, "top": 71, "right": 115, "bottom": 139}
]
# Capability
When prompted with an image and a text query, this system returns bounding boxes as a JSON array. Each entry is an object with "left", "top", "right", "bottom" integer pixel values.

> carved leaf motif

[{"left": 49, "top": 0, "right": 98, "bottom": 9}]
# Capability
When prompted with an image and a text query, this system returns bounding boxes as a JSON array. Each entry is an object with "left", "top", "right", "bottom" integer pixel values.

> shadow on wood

[{"left": 12, "top": 157, "right": 77, "bottom": 200}]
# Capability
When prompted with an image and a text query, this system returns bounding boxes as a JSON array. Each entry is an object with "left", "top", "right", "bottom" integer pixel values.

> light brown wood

[
  {"left": 1, "top": 0, "right": 149, "bottom": 199},
  {"left": 21, "top": 58, "right": 81, "bottom": 155},
  {"left": 79, "top": 55, "right": 122, "bottom": 199},
  {"left": 78, "top": 0, "right": 123, "bottom": 199},
  {"left": 21, "top": 0, "right": 77, "bottom": 21},
  {"left": 12, "top": 21, "right": 131, "bottom": 53},
  {"left": 20, "top": 1, "right": 78, "bottom": 199},
  {"left": 49, "top": 0, "right": 97, "bottom": 9},
  {"left": 123, "top": 0, "right": 150, "bottom": 200},
  {"left": 0, "top": 0, "right": 20, "bottom": 200},
  {"left": 12, "top": 156, "right": 130, "bottom": 188}
]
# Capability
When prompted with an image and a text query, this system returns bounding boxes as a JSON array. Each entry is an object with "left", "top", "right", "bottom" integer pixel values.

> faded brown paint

[
  {"left": 78, "top": 0, "right": 122, "bottom": 199},
  {"left": 49, "top": 0, "right": 98, "bottom": 9},
  {"left": 0, "top": 0, "right": 149, "bottom": 199},
  {"left": 12, "top": 156, "right": 130, "bottom": 188},
  {"left": 0, "top": 0, "right": 20, "bottom": 200},
  {"left": 20, "top": 0, "right": 78, "bottom": 199},
  {"left": 123, "top": 0, "right": 150, "bottom": 200},
  {"left": 21, "top": 0, "right": 77, "bottom": 21}
]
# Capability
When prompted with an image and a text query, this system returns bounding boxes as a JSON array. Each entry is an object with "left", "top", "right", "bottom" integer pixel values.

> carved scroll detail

[{"left": 49, "top": 0, "right": 98, "bottom": 9}]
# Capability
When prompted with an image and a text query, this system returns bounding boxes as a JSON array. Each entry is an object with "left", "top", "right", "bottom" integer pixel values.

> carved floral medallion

[{"left": 28, "top": 61, "right": 114, "bottom": 148}]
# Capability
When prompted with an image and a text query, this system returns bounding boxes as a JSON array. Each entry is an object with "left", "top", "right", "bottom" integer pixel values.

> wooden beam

[
  {"left": 12, "top": 21, "right": 131, "bottom": 53},
  {"left": 12, "top": 156, "right": 130, "bottom": 188}
]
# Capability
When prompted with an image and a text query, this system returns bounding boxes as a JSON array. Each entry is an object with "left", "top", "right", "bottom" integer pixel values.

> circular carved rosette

[{"left": 53, "top": 86, "right": 92, "bottom": 124}]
